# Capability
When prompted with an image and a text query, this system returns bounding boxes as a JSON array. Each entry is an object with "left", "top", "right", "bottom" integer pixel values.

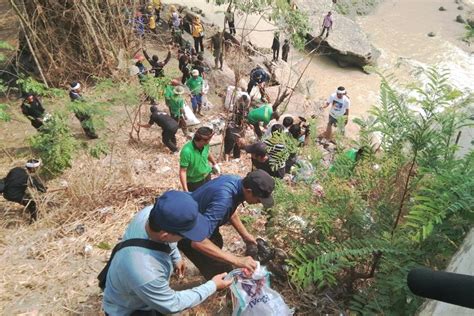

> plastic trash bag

[
  {"left": 228, "top": 263, "right": 293, "bottom": 316},
  {"left": 225, "top": 85, "right": 236, "bottom": 111},
  {"left": 183, "top": 103, "right": 200, "bottom": 126},
  {"left": 291, "top": 159, "right": 314, "bottom": 184}
]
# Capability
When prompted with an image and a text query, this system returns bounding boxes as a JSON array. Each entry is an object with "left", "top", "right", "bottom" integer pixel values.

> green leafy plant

[
  {"left": 0, "top": 104, "right": 10, "bottom": 122},
  {"left": 277, "top": 68, "right": 473, "bottom": 314},
  {"left": 16, "top": 76, "right": 64, "bottom": 97},
  {"left": 89, "top": 141, "right": 110, "bottom": 159},
  {"left": 30, "top": 112, "right": 78, "bottom": 175}
]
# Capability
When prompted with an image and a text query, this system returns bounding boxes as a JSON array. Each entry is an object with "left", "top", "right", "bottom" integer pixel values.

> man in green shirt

[
  {"left": 247, "top": 103, "right": 279, "bottom": 139},
  {"left": 179, "top": 127, "right": 220, "bottom": 192},
  {"left": 165, "top": 84, "right": 187, "bottom": 133},
  {"left": 185, "top": 69, "right": 204, "bottom": 116}
]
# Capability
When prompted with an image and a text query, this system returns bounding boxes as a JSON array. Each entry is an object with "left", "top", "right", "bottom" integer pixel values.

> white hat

[
  {"left": 25, "top": 159, "right": 41, "bottom": 168},
  {"left": 70, "top": 82, "right": 81, "bottom": 90},
  {"left": 191, "top": 69, "right": 200, "bottom": 76}
]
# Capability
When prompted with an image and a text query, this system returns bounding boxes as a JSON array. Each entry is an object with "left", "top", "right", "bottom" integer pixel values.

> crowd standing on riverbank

[{"left": 1, "top": 1, "right": 358, "bottom": 315}]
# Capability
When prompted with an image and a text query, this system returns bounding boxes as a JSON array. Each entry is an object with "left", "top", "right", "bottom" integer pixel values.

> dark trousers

[
  {"left": 178, "top": 228, "right": 233, "bottom": 280},
  {"left": 162, "top": 128, "right": 178, "bottom": 152},
  {"left": 320, "top": 26, "right": 330, "bottom": 38},
  {"left": 193, "top": 36, "right": 204, "bottom": 53},
  {"left": 272, "top": 48, "right": 279, "bottom": 61},
  {"left": 154, "top": 8, "right": 160, "bottom": 23},
  {"left": 282, "top": 51, "right": 288, "bottom": 62},
  {"left": 228, "top": 21, "right": 236, "bottom": 35},
  {"left": 75, "top": 113, "right": 98, "bottom": 139},
  {"left": 187, "top": 173, "right": 211, "bottom": 192},
  {"left": 5, "top": 194, "right": 38, "bottom": 222},
  {"left": 252, "top": 121, "right": 263, "bottom": 139},
  {"left": 247, "top": 79, "right": 257, "bottom": 94},
  {"left": 224, "top": 127, "right": 241, "bottom": 159}
]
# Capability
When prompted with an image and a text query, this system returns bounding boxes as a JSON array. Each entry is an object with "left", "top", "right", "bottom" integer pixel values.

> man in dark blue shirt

[{"left": 178, "top": 170, "right": 275, "bottom": 279}]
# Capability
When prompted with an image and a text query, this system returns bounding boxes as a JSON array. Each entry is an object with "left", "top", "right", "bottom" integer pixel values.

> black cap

[
  {"left": 244, "top": 142, "right": 267, "bottom": 157},
  {"left": 243, "top": 170, "right": 275, "bottom": 208}
]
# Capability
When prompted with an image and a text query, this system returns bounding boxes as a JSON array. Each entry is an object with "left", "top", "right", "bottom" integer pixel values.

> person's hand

[
  {"left": 174, "top": 260, "right": 186, "bottom": 278},
  {"left": 211, "top": 272, "right": 233, "bottom": 290},
  {"left": 236, "top": 137, "right": 246, "bottom": 147},
  {"left": 212, "top": 163, "right": 221, "bottom": 175},
  {"left": 243, "top": 234, "right": 257, "bottom": 245},
  {"left": 235, "top": 256, "right": 257, "bottom": 273}
]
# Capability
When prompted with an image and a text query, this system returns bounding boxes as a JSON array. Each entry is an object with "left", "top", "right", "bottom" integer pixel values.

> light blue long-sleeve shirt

[{"left": 102, "top": 205, "right": 216, "bottom": 315}]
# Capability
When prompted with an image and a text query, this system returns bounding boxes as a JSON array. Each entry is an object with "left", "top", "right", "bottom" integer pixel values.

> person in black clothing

[
  {"left": 224, "top": 122, "right": 243, "bottom": 161},
  {"left": 178, "top": 52, "right": 191, "bottom": 84},
  {"left": 69, "top": 82, "right": 98, "bottom": 139},
  {"left": 242, "top": 142, "right": 285, "bottom": 179},
  {"left": 21, "top": 94, "right": 46, "bottom": 130},
  {"left": 247, "top": 66, "right": 270, "bottom": 94},
  {"left": 282, "top": 39, "right": 290, "bottom": 62},
  {"left": 2, "top": 159, "right": 47, "bottom": 222},
  {"left": 271, "top": 33, "right": 280, "bottom": 61},
  {"left": 138, "top": 105, "right": 180, "bottom": 153},
  {"left": 143, "top": 46, "right": 172, "bottom": 77},
  {"left": 192, "top": 54, "right": 210, "bottom": 78}
]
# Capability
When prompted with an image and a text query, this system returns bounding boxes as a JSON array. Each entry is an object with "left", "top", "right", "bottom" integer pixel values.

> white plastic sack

[
  {"left": 202, "top": 80, "right": 210, "bottom": 94},
  {"left": 229, "top": 265, "right": 293, "bottom": 316},
  {"left": 183, "top": 103, "right": 200, "bottom": 126},
  {"left": 225, "top": 85, "right": 236, "bottom": 111}
]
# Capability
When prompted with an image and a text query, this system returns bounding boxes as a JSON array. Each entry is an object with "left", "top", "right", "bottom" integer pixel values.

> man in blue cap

[
  {"left": 102, "top": 191, "right": 232, "bottom": 316},
  {"left": 178, "top": 169, "right": 275, "bottom": 280}
]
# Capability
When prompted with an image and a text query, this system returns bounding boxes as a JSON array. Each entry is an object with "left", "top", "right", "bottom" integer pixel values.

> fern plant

[
  {"left": 281, "top": 68, "right": 473, "bottom": 315},
  {"left": 404, "top": 151, "right": 474, "bottom": 241}
]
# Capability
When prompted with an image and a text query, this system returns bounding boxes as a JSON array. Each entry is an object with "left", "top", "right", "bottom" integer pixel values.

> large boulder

[{"left": 294, "top": 0, "right": 380, "bottom": 69}]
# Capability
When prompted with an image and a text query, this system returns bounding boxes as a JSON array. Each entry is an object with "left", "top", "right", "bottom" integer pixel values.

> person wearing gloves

[
  {"left": 179, "top": 126, "right": 220, "bottom": 192},
  {"left": 102, "top": 191, "right": 232, "bottom": 316},
  {"left": 1, "top": 159, "right": 47, "bottom": 223},
  {"left": 178, "top": 170, "right": 276, "bottom": 280}
]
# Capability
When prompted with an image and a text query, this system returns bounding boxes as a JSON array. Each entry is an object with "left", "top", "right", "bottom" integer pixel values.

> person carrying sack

[
  {"left": 191, "top": 16, "right": 205, "bottom": 53},
  {"left": 100, "top": 191, "right": 232, "bottom": 316}
]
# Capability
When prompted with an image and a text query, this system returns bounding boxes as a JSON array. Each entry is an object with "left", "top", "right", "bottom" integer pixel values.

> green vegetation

[
  {"left": 30, "top": 112, "right": 78, "bottom": 176},
  {"left": 16, "top": 76, "right": 64, "bottom": 97},
  {"left": 463, "top": 23, "right": 474, "bottom": 44},
  {"left": 266, "top": 68, "right": 473, "bottom": 314}
]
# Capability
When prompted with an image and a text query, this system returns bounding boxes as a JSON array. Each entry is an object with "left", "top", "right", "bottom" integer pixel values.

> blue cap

[{"left": 148, "top": 191, "right": 209, "bottom": 241}]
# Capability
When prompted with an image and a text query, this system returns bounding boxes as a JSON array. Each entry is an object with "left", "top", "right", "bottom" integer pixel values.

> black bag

[{"left": 98, "top": 238, "right": 172, "bottom": 290}]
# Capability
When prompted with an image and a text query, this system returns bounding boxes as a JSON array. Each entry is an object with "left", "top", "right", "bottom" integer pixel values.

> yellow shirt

[
  {"left": 192, "top": 22, "right": 203, "bottom": 37},
  {"left": 152, "top": 0, "right": 161, "bottom": 9},
  {"left": 149, "top": 16, "right": 156, "bottom": 29}
]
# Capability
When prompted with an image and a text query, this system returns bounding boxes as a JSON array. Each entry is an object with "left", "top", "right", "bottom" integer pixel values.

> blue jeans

[{"left": 190, "top": 94, "right": 202, "bottom": 112}]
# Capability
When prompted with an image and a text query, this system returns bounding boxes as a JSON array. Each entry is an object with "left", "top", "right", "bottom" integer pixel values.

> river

[{"left": 166, "top": 0, "right": 473, "bottom": 137}]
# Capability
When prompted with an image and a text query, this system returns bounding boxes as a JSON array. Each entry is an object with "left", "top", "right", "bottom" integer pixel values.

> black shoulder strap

[{"left": 98, "top": 238, "right": 172, "bottom": 290}]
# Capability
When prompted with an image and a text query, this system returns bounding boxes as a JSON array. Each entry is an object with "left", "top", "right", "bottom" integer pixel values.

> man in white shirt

[{"left": 322, "top": 86, "right": 350, "bottom": 140}]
